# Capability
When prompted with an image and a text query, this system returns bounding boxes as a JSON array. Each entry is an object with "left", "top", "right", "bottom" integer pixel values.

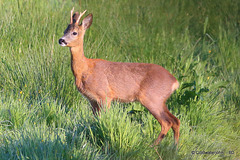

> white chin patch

[{"left": 60, "top": 43, "right": 67, "bottom": 47}]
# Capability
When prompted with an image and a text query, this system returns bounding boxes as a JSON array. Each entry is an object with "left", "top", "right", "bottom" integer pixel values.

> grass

[{"left": 0, "top": 0, "right": 240, "bottom": 159}]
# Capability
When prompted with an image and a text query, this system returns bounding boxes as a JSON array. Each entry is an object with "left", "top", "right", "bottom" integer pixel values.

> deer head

[{"left": 59, "top": 8, "right": 93, "bottom": 47}]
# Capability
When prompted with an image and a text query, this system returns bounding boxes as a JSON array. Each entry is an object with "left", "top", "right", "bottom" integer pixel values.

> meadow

[{"left": 0, "top": 0, "right": 239, "bottom": 159}]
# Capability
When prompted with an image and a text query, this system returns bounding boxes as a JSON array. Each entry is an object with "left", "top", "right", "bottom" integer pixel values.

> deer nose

[{"left": 59, "top": 38, "right": 67, "bottom": 45}]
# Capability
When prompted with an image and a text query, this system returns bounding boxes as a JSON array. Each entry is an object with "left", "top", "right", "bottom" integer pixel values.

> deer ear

[{"left": 82, "top": 14, "right": 93, "bottom": 30}]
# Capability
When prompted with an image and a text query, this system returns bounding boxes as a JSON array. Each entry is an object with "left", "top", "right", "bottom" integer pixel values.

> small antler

[
  {"left": 76, "top": 10, "right": 87, "bottom": 24},
  {"left": 70, "top": 7, "right": 74, "bottom": 24}
]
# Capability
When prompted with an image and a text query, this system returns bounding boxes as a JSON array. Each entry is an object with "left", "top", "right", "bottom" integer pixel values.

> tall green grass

[{"left": 0, "top": 0, "right": 239, "bottom": 159}]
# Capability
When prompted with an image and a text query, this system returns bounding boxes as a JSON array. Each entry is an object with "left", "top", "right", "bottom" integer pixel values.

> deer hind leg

[
  {"left": 165, "top": 107, "right": 180, "bottom": 144},
  {"left": 153, "top": 104, "right": 180, "bottom": 145},
  {"left": 153, "top": 108, "right": 173, "bottom": 145},
  {"left": 139, "top": 96, "right": 179, "bottom": 145}
]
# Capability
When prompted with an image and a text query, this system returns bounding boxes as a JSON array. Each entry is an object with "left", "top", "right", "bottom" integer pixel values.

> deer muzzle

[{"left": 59, "top": 38, "right": 67, "bottom": 46}]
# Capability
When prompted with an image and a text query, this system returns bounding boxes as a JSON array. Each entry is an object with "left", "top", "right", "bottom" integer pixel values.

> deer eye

[{"left": 73, "top": 32, "right": 78, "bottom": 35}]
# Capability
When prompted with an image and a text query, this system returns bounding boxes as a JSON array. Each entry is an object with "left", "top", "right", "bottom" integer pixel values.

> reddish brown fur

[{"left": 59, "top": 9, "right": 180, "bottom": 145}]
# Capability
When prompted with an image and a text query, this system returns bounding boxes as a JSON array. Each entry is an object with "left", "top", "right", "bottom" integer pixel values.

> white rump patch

[{"left": 171, "top": 81, "right": 179, "bottom": 92}]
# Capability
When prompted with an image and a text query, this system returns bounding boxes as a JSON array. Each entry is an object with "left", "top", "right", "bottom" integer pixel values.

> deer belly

[{"left": 110, "top": 83, "right": 139, "bottom": 103}]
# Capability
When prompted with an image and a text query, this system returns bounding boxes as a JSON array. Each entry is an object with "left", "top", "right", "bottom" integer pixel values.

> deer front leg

[
  {"left": 89, "top": 100, "right": 100, "bottom": 116},
  {"left": 98, "top": 97, "right": 112, "bottom": 111},
  {"left": 89, "top": 97, "right": 112, "bottom": 116}
]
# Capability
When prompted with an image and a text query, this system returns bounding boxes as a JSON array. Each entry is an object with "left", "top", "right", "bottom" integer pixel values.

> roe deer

[{"left": 59, "top": 8, "right": 180, "bottom": 145}]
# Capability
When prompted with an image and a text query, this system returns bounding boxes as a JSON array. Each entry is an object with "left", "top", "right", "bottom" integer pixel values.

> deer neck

[{"left": 70, "top": 40, "right": 88, "bottom": 78}]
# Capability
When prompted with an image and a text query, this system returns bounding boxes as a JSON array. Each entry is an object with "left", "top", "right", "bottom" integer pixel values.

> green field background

[{"left": 0, "top": 0, "right": 239, "bottom": 159}]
